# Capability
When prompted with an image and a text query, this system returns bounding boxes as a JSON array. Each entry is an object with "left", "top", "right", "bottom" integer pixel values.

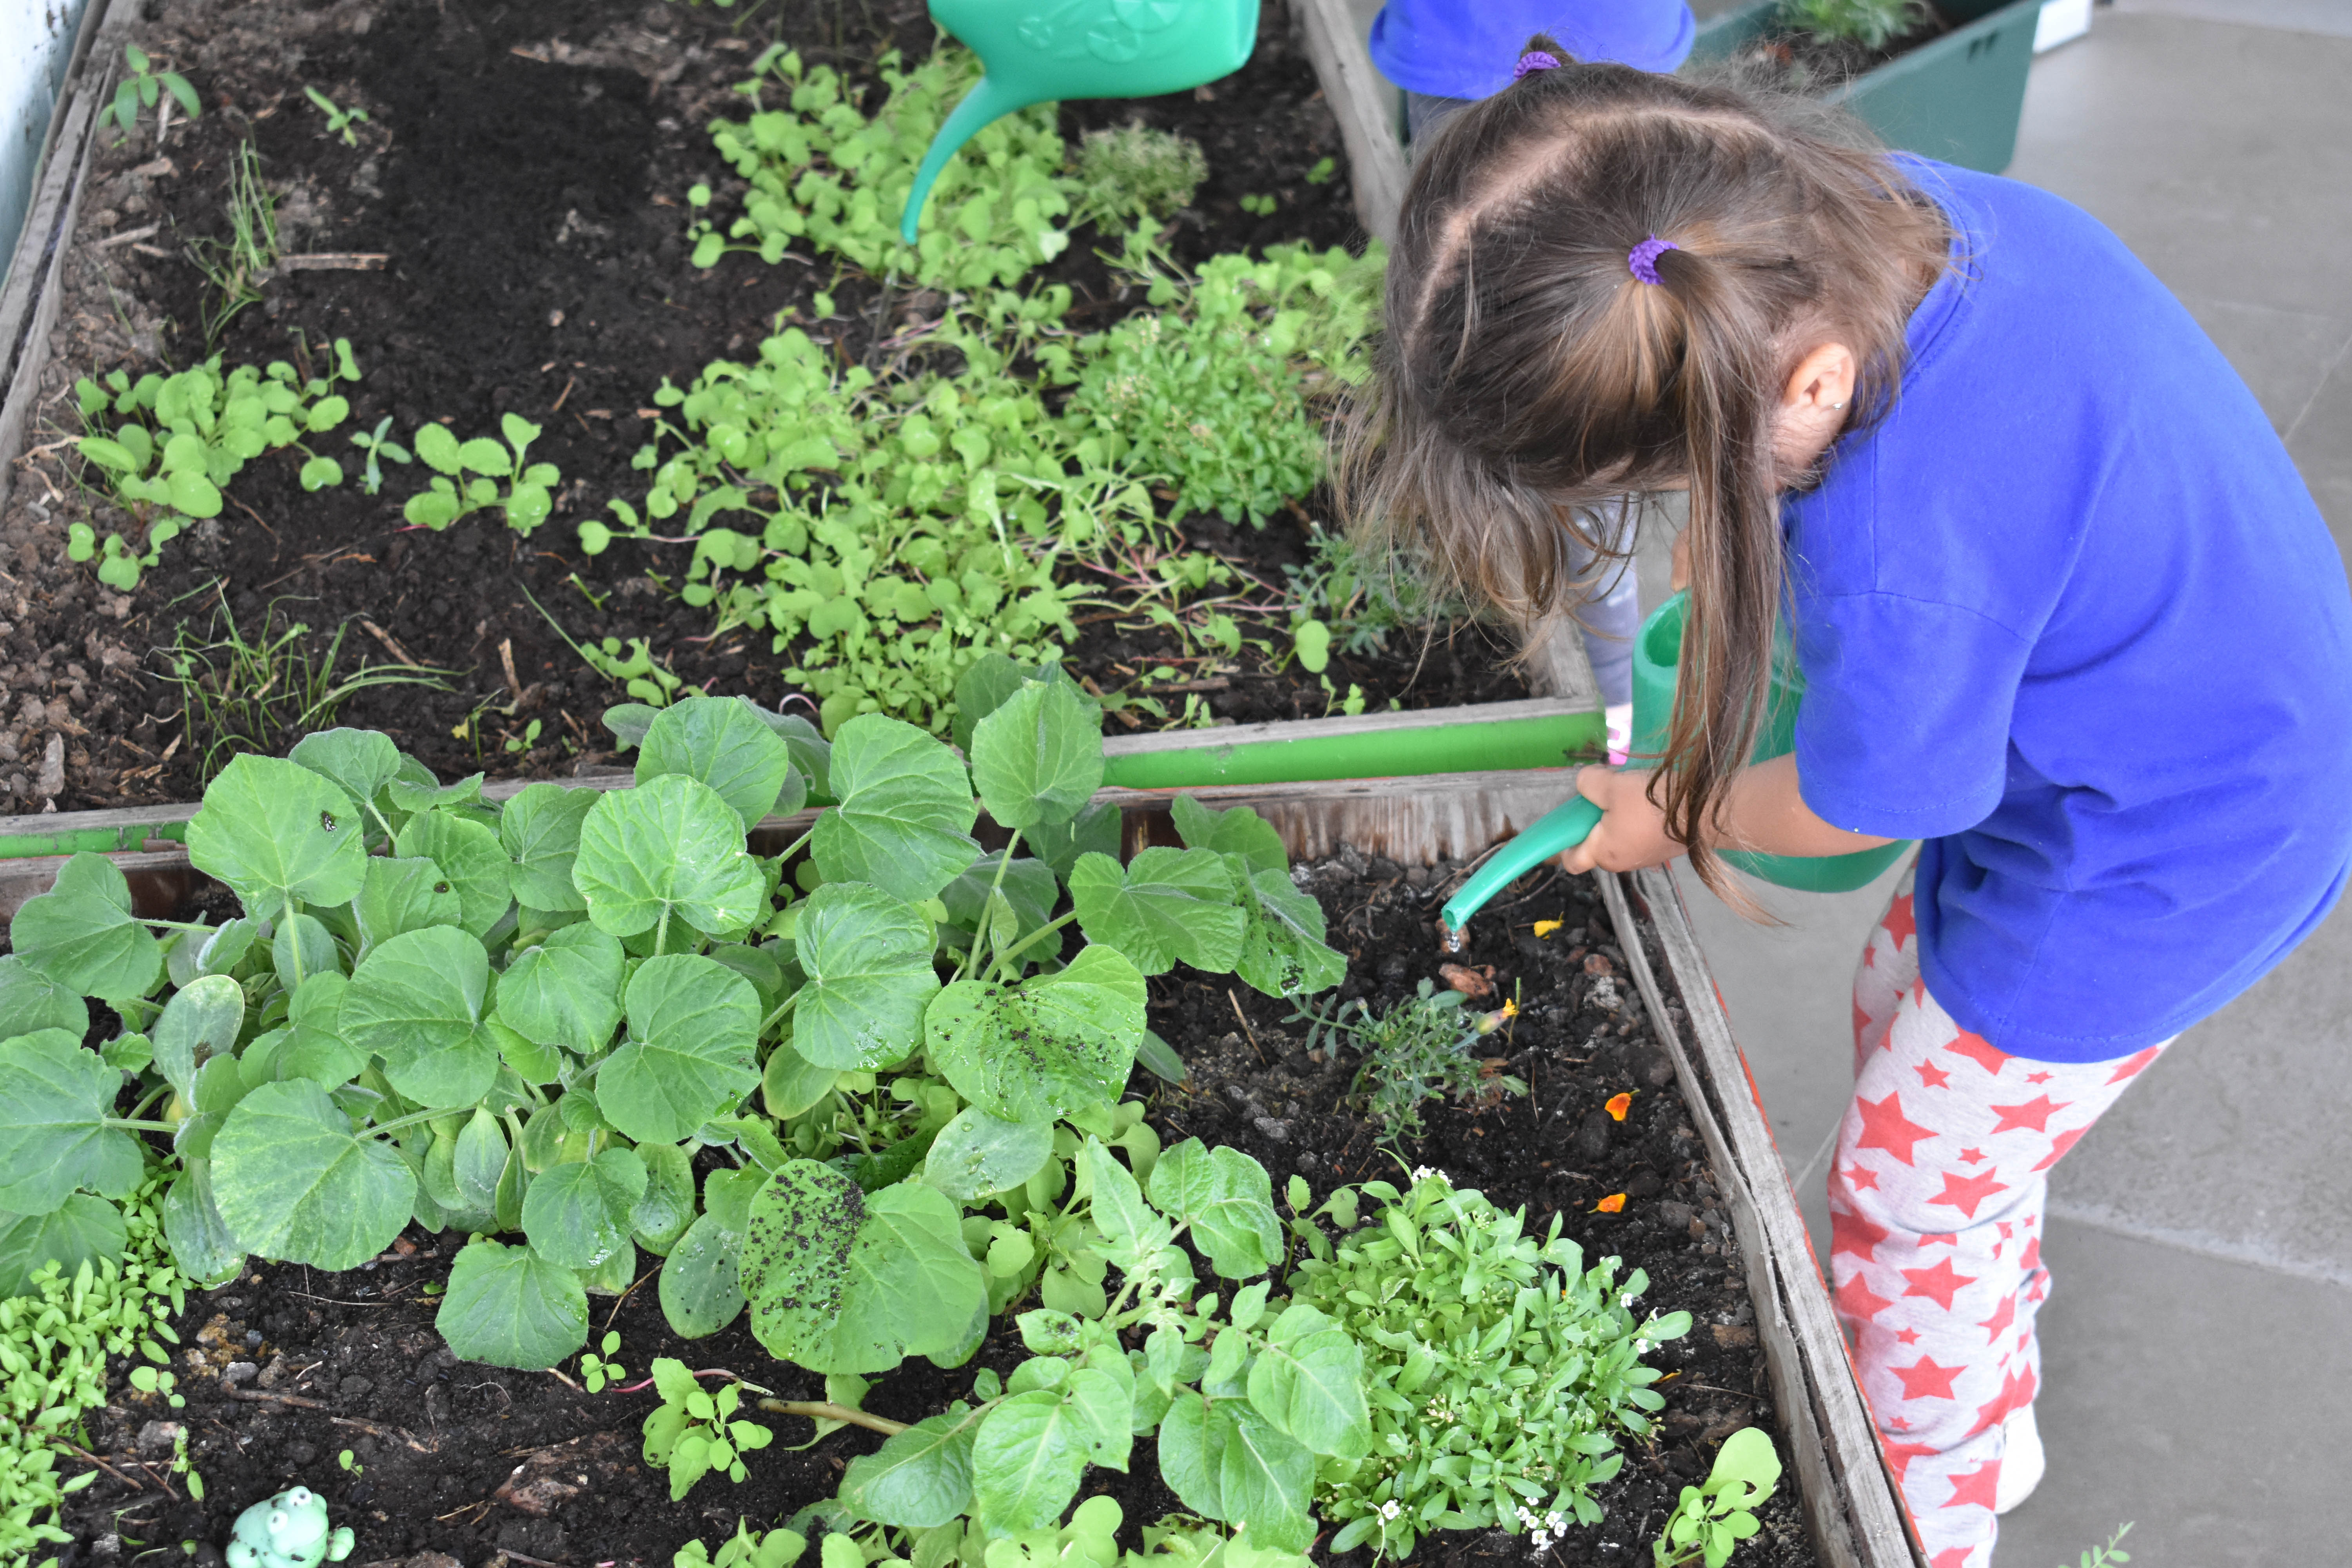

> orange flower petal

[
  {"left": 1593, "top": 1192, "right": 1626, "bottom": 1214},
  {"left": 1605, "top": 1092, "right": 1633, "bottom": 1122},
  {"left": 1532, "top": 919, "right": 1564, "bottom": 939},
  {"left": 1500, "top": 998, "right": 1519, "bottom": 1019}
]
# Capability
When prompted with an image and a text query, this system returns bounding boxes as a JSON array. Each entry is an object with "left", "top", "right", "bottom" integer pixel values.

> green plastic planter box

[{"left": 1691, "top": 0, "right": 2042, "bottom": 174}]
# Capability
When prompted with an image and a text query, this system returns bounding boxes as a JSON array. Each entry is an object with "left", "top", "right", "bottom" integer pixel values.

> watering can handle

[{"left": 1440, "top": 793, "right": 1604, "bottom": 936}]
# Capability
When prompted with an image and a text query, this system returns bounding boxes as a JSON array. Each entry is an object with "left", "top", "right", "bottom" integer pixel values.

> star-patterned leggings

[{"left": 1830, "top": 867, "right": 2170, "bottom": 1568}]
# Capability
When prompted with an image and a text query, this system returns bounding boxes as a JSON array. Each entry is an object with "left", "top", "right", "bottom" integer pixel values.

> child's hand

[{"left": 1557, "top": 766, "right": 1684, "bottom": 873}]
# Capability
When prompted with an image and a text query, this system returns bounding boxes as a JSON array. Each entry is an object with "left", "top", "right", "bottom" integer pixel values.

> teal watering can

[
  {"left": 1440, "top": 592, "right": 1912, "bottom": 940},
  {"left": 900, "top": 0, "right": 1263, "bottom": 244}
]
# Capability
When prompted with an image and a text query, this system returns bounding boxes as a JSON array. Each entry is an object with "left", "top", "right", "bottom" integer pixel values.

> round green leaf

[
  {"left": 924, "top": 1106, "right": 1055, "bottom": 1202},
  {"left": 395, "top": 808, "right": 512, "bottom": 938},
  {"left": 7, "top": 851, "right": 163, "bottom": 1001},
  {"left": 437, "top": 1236, "right": 590, "bottom": 1368},
  {"left": 969, "top": 679, "right": 1104, "bottom": 831},
  {"left": 597, "top": 954, "right": 759, "bottom": 1144},
  {"left": 343, "top": 926, "right": 497, "bottom": 1107},
  {"left": 149, "top": 973, "right": 244, "bottom": 1105},
  {"left": 573, "top": 773, "right": 766, "bottom": 939},
  {"left": 0, "top": 955, "right": 87, "bottom": 1040},
  {"left": 744, "top": 1165, "right": 985, "bottom": 1374},
  {"left": 925, "top": 946, "right": 1145, "bottom": 1123},
  {"left": 521, "top": 1148, "right": 648, "bottom": 1270},
  {"left": 637, "top": 696, "right": 797, "bottom": 837},
  {"left": 1066, "top": 847, "right": 1245, "bottom": 977},
  {"left": 657, "top": 1211, "right": 746, "bottom": 1338},
  {"left": 0, "top": 1193, "right": 129, "bottom": 1296},
  {"left": 500, "top": 782, "right": 597, "bottom": 912},
  {"left": 185, "top": 754, "right": 368, "bottom": 922},
  {"left": 632, "top": 1142, "right": 697, "bottom": 1256},
  {"left": 211, "top": 1080, "right": 414, "bottom": 1268},
  {"left": 495, "top": 922, "right": 624, "bottom": 1055},
  {"left": 161, "top": 1162, "right": 247, "bottom": 1288},
  {"left": 809, "top": 715, "right": 978, "bottom": 902},
  {"left": 971, "top": 1392, "right": 1092, "bottom": 1536},
  {"left": 792, "top": 882, "right": 938, "bottom": 1071},
  {"left": 169, "top": 468, "right": 223, "bottom": 518},
  {"left": 840, "top": 1408, "right": 982, "bottom": 1528},
  {"left": 352, "top": 855, "right": 462, "bottom": 956}
]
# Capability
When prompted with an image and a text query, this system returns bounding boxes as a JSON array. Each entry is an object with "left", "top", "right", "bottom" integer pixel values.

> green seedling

[
  {"left": 672, "top": 1521, "right": 807, "bottom": 1568},
  {"left": 1778, "top": 0, "right": 1930, "bottom": 49},
  {"left": 642, "top": 1359, "right": 772, "bottom": 1499},
  {"left": 505, "top": 719, "right": 544, "bottom": 755},
  {"left": 1305, "top": 156, "right": 1336, "bottom": 185},
  {"left": 188, "top": 139, "right": 281, "bottom": 344},
  {"left": 348, "top": 416, "right": 412, "bottom": 495},
  {"left": 100, "top": 44, "right": 200, "bottom": 147},
  {"left": 1294, "top": 978, "right": 1525, "bottom": 1145},
  {"left": 580, "top": 1330, "right": 626, "bottom": 1392},
  {"left": 2068, "top": 1524, "right": 2134, "bottom": 1568},
  {"left": 1073, "top": 123, "right": 1208, "bottom": 231},
  {"left": 1238, "top": 192, "right": 1277, "bottom": 216},
  {"left": 1292, "top": 1170, "right": 1691, "bottom": 1559},
  {"left": 1284, "top": 524, "right": 1454, "bottom": 657},
  {"left": 336, "top": 1447, "right": 362, "bottom": 1479},
  {"left": 303, "top": 86, "right": 371, "bottom": 145},
  {"left": 1653, "top": 1426, "right": 1782, "bottom": 1566},
  {"left": 402, "top": 412, "right": 561, "bottom": 532}
]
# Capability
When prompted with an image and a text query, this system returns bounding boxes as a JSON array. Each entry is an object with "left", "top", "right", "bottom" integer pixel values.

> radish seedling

[
  {"left": 349, "top": 416, "right": 411, "bottom": 495},
  {"left": 303, "top": 86, "right": 370, "bottom": 145},
  {"left": 402, "top": 412, "right": 561, "bottom": 532},
  {"left": 98, "top": 45, "right": 200, "bottom": 148}
]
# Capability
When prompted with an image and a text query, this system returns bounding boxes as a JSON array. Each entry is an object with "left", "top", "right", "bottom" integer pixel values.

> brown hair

[{"left": 1337, "top": 48, "right": 1949, "bottom": 895}]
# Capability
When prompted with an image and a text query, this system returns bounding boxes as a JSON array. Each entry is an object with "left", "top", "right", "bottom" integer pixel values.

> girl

[{"left": 1339, "top": 45, "right": 2352, "bottom": 1568}]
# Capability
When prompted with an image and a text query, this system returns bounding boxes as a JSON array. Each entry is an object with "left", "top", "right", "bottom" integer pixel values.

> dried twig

[
  {"left": 224, "top": 1385, "right": 330, "bottom": 1411},
  {"left": 358, "top": 618, "right": 420, "bottom": 666},
  {"left": 327, "top": 1414, "right": 434, "bottom": 1453},
  {"left": 276, "top": 252, "right": 388, "bottom": 271},
  {"left": 60, "top": 1444, "right": 143, "bottom": 1490},
  {"left": 95, "top": 223, "right": 163, "bottom": 250}
]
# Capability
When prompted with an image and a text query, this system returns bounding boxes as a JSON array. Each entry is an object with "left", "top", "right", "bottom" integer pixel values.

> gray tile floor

[{"left": 1643, "top": 7, "right": 2352, "bottom": 1563}]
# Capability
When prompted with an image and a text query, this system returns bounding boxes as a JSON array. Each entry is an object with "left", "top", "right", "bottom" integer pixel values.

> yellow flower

[
  {"left": 1593, "top": 1192, "right": 1627, "bottom": 1214},
  {"left": 1532, "top": 919, "right": 1563, "bottom": 938},
  {"left": 1605, "top": 1091, "right": 1634, "bottom": 1122}
]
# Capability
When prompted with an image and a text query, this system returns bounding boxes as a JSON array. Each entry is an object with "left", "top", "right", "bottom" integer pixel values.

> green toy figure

[{"left": 224, "top": 1485, "right": 355, "bottom": 1568}]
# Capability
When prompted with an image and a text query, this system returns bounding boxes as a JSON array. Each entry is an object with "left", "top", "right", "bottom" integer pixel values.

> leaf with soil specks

[
  {"left": 810, "top": 716, "right": 978, "bottom": 902},
  {"left": 0, "top": 1192, "right": 128, "bottom": 1296},
  {"left": 658, "top": 1210, "right": 746, "bottom": 1339},
  {"left": 597, "top": 954, "right": 759, "bottom": 1144},
  {"left": 438, "top": 1236, "right": 590, "bottom": 1369},
  {"left": 211, "top": 1080, "right": 413, "bottom": 1269},
  {"left": 792, "top": 883, "right": 938, "bottom": 1071},
  {"left": 7, "top": 852, "right": 162, "bottom": 1002},
  {"left": 1230, "top": 860, "right": 1346, "bottom": 1000},
  {"left": 500, "top": 782, "right": 597, "bottom": 913},
  {"left": 573, "top": 773, "right": 766, "bottom": 940},
  {"left": 926, "top": 946, "right": 1145, "bottom": 1124},
  {"left": 495, "top": 922, "right": 624, "bottom": 1056},
  {"left": 839, "top": 1404, "right": 982, "bottom": 1528},
  {"left": 342, "top": 926, "right": 497, "bottom": 1107},
  {"left": 1067, "top": 847, "right": 1244, "bottom": 976},
  {"left": 742, "top": 1160, "right": 862, "bottom": 1361},
  {"left": 638, "top": 695, "right": 802, "bottom": 835},
  {"left": 185, "top": 754, "right": 367, "bottom": 923},
  {"left": 744, "top": 1164, "right": 985, "bottom": 1374},
  {"left": 0, "top": 1029, "right": 144, "bottom": 1214}
]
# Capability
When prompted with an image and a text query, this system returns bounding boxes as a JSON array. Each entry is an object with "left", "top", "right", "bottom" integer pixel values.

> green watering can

[
  {"left": 900, "top": 0, "right": 1263, "bottom": 243},
  {"left": 1441, "top": 592, "right": 1912, "bottom": 940}
]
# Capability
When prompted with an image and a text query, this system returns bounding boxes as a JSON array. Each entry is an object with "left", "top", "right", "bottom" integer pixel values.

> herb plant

[
  {"left": 1287, "top": 1170, "right": 1691, "bottom": 1559},
  {"left": 1777, "top": 0, "right": 1929, "bottom": 50},
  {"left": 1652, "top": 1426, "right": 1781, "bottom": 1567},
  {"left": 1072, "top": 125, "right": 1209, "bottom": 232},
  {"left": 1297, "top": 979, "right": 1524, "bottom": 1144},
  {"left": 304, "top": 86, "right": 370, "bottom": 145},
  {"left": 403, "top": 413, "right": 561, "bottom": 532},
  {"left": 644, "top": 1357, "right": 773, "bottom": 1500},
  {"left": 349, "top": 415, "right": 412, "bottom": 495},
  {"left": 2068, "top": 1524, "right": 2134, "bottom": 1568},
  {"left": 99, "top": 44, "right": 200, "bottom": 147},
  {"left": 70, "top": 344, "right": 358, "bottom": 588}
]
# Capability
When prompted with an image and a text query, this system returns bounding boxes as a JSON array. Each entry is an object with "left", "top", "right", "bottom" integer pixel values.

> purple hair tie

[
  {"left": 1627, "top": 234, "right": 1679, "bottom": 285},
  {"left": 1514, "top": 50, "right": 1562, "bottom": 79}
]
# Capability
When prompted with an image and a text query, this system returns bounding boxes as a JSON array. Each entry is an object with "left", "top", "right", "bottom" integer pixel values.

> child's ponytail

[{"left": 1336, "top": 52, "right": 1948, "bottom": 895}]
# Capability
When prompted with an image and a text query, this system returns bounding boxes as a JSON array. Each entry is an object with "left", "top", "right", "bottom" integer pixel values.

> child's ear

[{"left": 1780, "top": 341, "right": 1858, "bottom": 416}]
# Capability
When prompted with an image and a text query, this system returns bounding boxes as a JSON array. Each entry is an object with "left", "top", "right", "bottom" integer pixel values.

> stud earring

[{"left": 1829, "top": 401, "right": 1846, "bottom": 410}]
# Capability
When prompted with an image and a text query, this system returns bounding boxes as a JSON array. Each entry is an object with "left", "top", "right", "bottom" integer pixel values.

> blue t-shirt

[
  {"left": 1786, "top": 160, "right": 2352, "bottom": 1063},
  {"left": 1368, "top": 1, "right": 1695, "bottom": 101}
]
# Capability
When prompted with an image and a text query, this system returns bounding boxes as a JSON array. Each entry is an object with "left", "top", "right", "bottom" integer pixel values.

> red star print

[
  {"left": 1896, "top": 1327, "right": 1921, "bottom": 1345},
  {"left": 1836, "top": 1275, "right": 1895, "bottom": 1321},
  {"left": 2025, "top": 1071, "right": 2053, "bottom": 1084},
  {"left": 2018, "top": 1236, "right": 2042, "bottom": 1272},
  {"left": 1930, "top": 1168, "right": 2011, "bottom": 1220},
  {"left": 1944, "top": 1461, "right": 2002, "bottom": 1512},
  {"left": 1930, "top": 1550, "right": 1974, "bottom": 1568},
  {"left": 1840, "top": 1162, "right": 1882, "bottom": 1193},
  {"left": 1883, "top": 1440, "right": 1937, "bottom": 1483},
  {"left": 2106, "top": 1044, "right": 2162, "bottom": 1085},
  {"left": 1977, "top": 1292, "right": 2017, "bottom": 1343},
  {"left": 1968, "top": 1365, "right": 2037, "bottom": 1437},
  {"left": 2030, "top": 1125, "right": 2089, "bottom": 1172},
  {"left": 1946, "top": 1033, "right": 2011, "bottom": 1076},
  {"left": 1900, "top": 1257, "right": 1977, "bottom": 1312},
  {"left": 1915, "top": 1059, "right": 1951, "bottom": 1089},
  {"left": 1882, "top": 893, "right": 1917, "bottom": 949},
  {"left": 1891, "top": 1356, "right": 1963, "bottom": 1401},
  {"left": 1997, "top": 1221, "right": 2014, "bottom": 1240},
  {"left": 1856, "top": 1092, "right": 1938, "bottom": 1166},
  {"left": 1919, "top": 1232, "right": 1958, "bottom": 1247},
  {"left": 1832, "top": 1206, "right": 1892, "bottom": 1265},
  {"left": 1853, "top": 1000, "right": 1875, "bottom": 1042},
  {"left": 1989, "top": 1094, "right": 2071, "bottom": 1134},
  {"left": 1958, "top": 1147, "right": 1987, "bottom": 1165}
]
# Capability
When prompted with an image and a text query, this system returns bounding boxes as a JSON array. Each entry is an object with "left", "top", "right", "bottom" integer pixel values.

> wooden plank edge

[
  {"left": 1628, "top": 867, "right": 1926, "bottom": 1568},
  {"left": 1289, "top": 0, "right": 1408, "bottom": 244}
]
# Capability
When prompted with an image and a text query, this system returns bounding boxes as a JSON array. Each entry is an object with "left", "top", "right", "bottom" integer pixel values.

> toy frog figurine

[{"left": 224, "top": 1486, "right": 355, "bottom": 1568}]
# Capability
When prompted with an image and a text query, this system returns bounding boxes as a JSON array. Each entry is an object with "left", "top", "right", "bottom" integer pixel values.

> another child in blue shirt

[{"left": 1341, "top": 45, "right": 2352, "bottom": 1568}]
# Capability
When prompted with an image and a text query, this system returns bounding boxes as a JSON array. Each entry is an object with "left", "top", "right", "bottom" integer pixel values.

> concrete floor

[{"left": 1640, "top": 6, "right": 2352, "bottom": 1563}]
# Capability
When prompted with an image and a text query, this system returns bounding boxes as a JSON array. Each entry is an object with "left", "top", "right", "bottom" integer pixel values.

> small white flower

[
  {"left": 1411, "top": 1166, "right": 1448, "bottom": 1184},
  {"left": 1378, "top": 1499, "right": 1403, "bottom": 1522}
]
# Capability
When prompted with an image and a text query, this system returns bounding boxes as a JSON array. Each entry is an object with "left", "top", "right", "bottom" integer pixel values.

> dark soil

[
  {"left": 1734, "top": 4, "right": 1954, "bottom": 93},
  {"left": 0, "top": 0, "right": 1527, "bottom": 816},
  {"left": 53, "top": 860, "right": 1817, "bottom": 1568}
]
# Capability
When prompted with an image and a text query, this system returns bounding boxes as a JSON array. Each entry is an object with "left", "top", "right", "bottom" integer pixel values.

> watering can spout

[{"left": 899, "top": 74, "right": 1039, "bottom": 245}]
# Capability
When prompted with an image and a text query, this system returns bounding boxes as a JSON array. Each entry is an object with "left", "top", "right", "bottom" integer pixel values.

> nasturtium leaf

[
  {"left": 939, "top": 851, "right": 1058, "bottom": 956},
  {"left": 151, "top": 973, "right": 245, "bottom": 1103},
  {"left": 352, "top": 855, "right": 462, "bottom": 957},
  {"left": 0, "top": 955, "right": 87, "bottom": 1040},
  {"left": 0, "top": 1192, "right": 129, "bottom": 1296},
  {"left": 632, "top": 1142, "right": 697, "bottom": 1256},
  {"left": 288, "top": 728, "right": 401, "bottom": 825},
  {"left": 601, "top": 702, "right": 660, "bottom": 753},
  {"left": 1148, "top": 1139, "right": 1281, "bottom": 1281},
  {"left": 744, "top": 1167, "right": 986, "bottom": 1374},
  {"left": 762, "top": 1040, "right": 838, "bottom": 1120},
  {"left": 342, "top": 926, "right": 497, "bottom": 1107},
  {"left": 659, "top": 1211, "right": 746, "bottom": 1339},
  {"left": 521, "top": 1147, "right": 648, "bottom": 1270},
  {"left": 1246, "top": 1304, "right": 1372, "bottom": 1458},
  {"left": 162, "top": 1161, "right": 247, "bottom": 1288},
  {"left": 277, "top": 973, "right": 363, "bottom": 1088},
  {"left": 792, "top": 883, "right": 937, "bottom": 1071},
  {"left": 1023, "top": 801, "right": 1122, "bottom": 884},
  {"left": 495, "top": 923, "right": 625, "bottom": 1055},
  {"left": 638, "top": 697, "right": 798, "bottom": 836},
  {"left": 271, "top": 912, "right": 341, "bottom": 991},
  {"left": 950, "top": 655, "right": 1100, "bottom": 755},
  {"left": 437, "top": 1236, "right": 590, "bottom": 1369},
  {"left": 969, "top": 679, "right": 1103, "bottom": 831},
  {"left": 924, "top": 1106, "right": 1055, "bottom": 1201},
  {"left": 211, "top": 1079, "right": 414, "bottom": 1268},
  {"left": 500, "top": 782, "right": 598, "bottom": 912},
  {"left": 1066, "top": 848, "right": 1245, "bottom": 977},
  {"left": 7, "top": 852, "right": 163, "bottom": 1001},
  {"left": 971, "top": 1390, "right": 1091, "bottom": 1536},
  {"left": 926, "top": 945, "right": 1145, "bottom": 1124},
  {"left": 454, "top": 1108, "right": 509, "bottom": 1214},
  {"left": 1232, "top": 863, "right": 1347, "bottom": 1000},
  {"left": 839, "top": 1406, "right": 982, "bottom": 1528},
  {"left": 396, "top": 808, "right": 512, "bottom": 938},
  {"left": 809, "top": 715, "right": 978, "bottom": 902},
  {"left": 1169, "top": 795, "right": 1287, "bottom": 877},
  {"left": 573, "top": 773, "right": 766, "bottom": 939},
  {"left": 762, "top": 711, "right": 831, "bottom": 800},
  {"left": 598, "top": 954, "right": 760, "bottom": 1144},
  {"left": 185, "top": 753, "right": 368, "bottom": 922}
]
